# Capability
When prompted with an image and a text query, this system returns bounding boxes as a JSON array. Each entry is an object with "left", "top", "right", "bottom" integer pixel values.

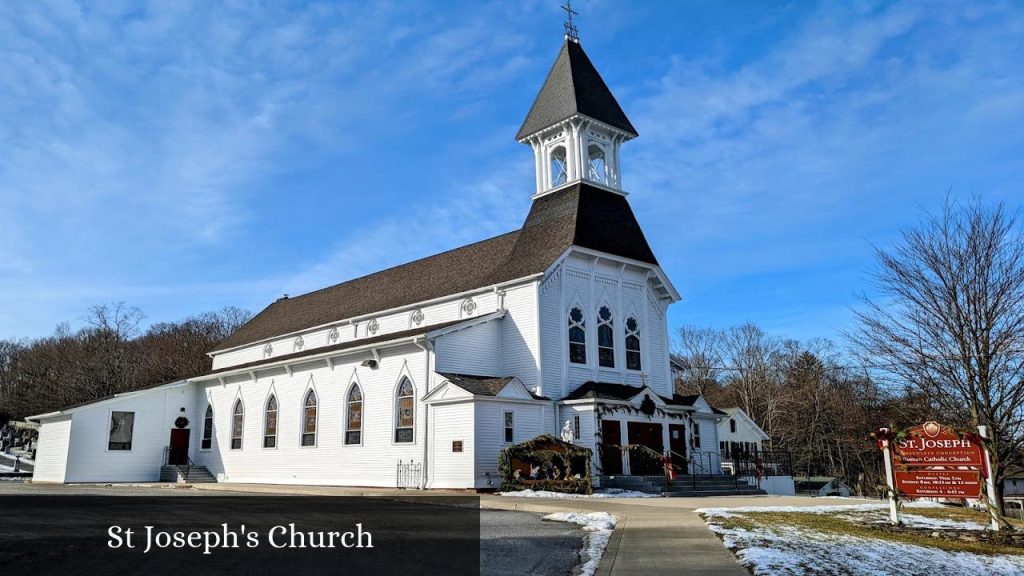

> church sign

[{"left": 874, "top": 421, "right": 996, "bottom": 526}]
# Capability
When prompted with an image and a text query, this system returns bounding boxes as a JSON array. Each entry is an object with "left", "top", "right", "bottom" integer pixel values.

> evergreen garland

[{"left": 498, "top": 433, "right": 593, "bottom": 495}]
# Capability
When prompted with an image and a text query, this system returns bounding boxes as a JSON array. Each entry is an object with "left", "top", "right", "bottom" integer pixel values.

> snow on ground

[
  {"left": 700, "top": 506, "right": 1024, "bottom": 576},
  {"left": 498, "top": 488, "right": 658, "bottom": 498},
  {"left": 543, "top": 512, "right": 617, "bottom": 576},
  {"left": 0, "top": 463, "right": 14, "bottom": 472},
  {"left": 697, "top": 500, "right": 942, "bottom": 517}
]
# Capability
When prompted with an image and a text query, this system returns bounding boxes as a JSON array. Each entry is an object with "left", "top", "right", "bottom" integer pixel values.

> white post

[
  {"left": 978, "top": 425, "right": 1001, "bottom": 531},
  {"left": 880, "top": 429, "right": 900, "bottom": 525}
]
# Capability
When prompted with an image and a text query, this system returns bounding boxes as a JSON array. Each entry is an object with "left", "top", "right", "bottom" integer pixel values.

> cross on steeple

[{"left": 561, "top": 1, "right": 579, "bottom": 43}]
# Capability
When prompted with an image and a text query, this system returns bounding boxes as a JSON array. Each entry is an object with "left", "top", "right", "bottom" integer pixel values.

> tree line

[
  {"left": 674, "top": 198, "right": 1023, "bottom": 516},
  {"left": 0, "top": 304, "right": 251, "bottom": 423}
]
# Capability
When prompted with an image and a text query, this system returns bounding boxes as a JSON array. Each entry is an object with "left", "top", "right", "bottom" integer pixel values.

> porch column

[{"left": 619, "top": 419, "right": 629, "bottom": 475}]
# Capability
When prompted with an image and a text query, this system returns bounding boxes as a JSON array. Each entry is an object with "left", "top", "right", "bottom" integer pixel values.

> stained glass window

[
  {"left": 201, "top": 405, "right": 213, "bottom": 450},
  {"left": 108, "top": 411, "right": 134, "bottom": 451},
  {"left": 264, "top": 395, "right": 277, "bottom": 448},
  {"left": 598, "top": 306, "right": 615, "bottom": 368},
  {"left": 301, "top": 390, "right": 317, "bottom": 447},
  {"left": 395, "top": 378, "right": 414, "bottom": 443},
  {"left": 346, "top": 385, "right": 362, "bottom": 445},
  {"left": 625, "top": 316, "right": 642, "bottom": 371},
  {"left": 231, "top": 400, "right": 243, "bottom": 450},
  {"left": 568, "top": 307, "right": 586, "bottom": 364}
]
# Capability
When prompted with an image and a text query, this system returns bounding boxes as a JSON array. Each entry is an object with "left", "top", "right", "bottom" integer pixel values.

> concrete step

[
  {"left": 662, "top": 489, "right": 767, "bottom": 497},
  {"left": 159, "top": 464, "right": 217, "bottom": 484}
]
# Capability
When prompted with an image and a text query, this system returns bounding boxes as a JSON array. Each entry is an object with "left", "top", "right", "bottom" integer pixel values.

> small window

[
  {"left": 597, "top": 306, "right": 614, "bottom": 368},
  {"left": 108, "top": 411, "right": 135, "bottom": 451},
  {"left": 625, "top": 316, "right": 641, "bottom": 371},
  {"left": 201, "top": 405, "right": 213, "bottom": 450},
  {"left": 264, "top": 395, "right": 278, "bottom": 448},
  {"left": 568, "top": 307, "right": 586, "bottom": 364},
  {"left": 395, "top": 378, "right": 415, "bottom": 443},
  {"left": 301, "top": 390, "right": 318, "bottom": 447},
  {"left": 346, "top": 384, "right": 363, "bottom": 445},
  {"left": 587, "top": 144, "right": 606, "bottom": 184},
  {"left": 729, "top": 419, "right": 737, "bottom": 434},
  {"left": 231, "top": 400, "right": 244, "bottom": 450},
  {"left": 573, "top": 415, "right": 581, "bottom": 440},
  {"left": 690, "top": 419, "right": 701, "bottom": 449},
  {"left": 551, "top": 146, "right": 568, "bottom": 186},
  {"left": 504, "top": 411, "right": 514, "bottom": 443}
]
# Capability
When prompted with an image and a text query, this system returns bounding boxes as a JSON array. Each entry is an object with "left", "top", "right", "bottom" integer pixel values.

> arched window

[
  {"left": 625, "top": 316, "right": 642, "bottom": 371},
  {"left": 201, "top": 404, "right": 213, "bottom": 450},
  {"left": 395, "top": 378, "right": 415, "bottom": 443},
  {"left": 550, "top": 146, "right": 568, "bottom": 186},
  {"left": 568, "top": 307, "right": 586, "bottom": 364},
  {"left": 588, "top": 144, "right": 606, "bottom": 184},
  {"left": 597, "top": 306, "right": 615, "bottom": 368},
  {"left": 231, "top": 400, "right": 244, "bottom": 450},
  {"left": 346, "top": 384, "right": 363, "bottom": 445},
  {"left": 264, "top": 395, "right": 278, "bottom": 448},
  {"left": 301, "top": 390, "right": 318, "bottom": 447}
]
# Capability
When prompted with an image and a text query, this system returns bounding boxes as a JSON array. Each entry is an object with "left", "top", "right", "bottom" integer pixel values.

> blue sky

[{"left": 1, "top": 0, "right": 1022, "bottom": 347}]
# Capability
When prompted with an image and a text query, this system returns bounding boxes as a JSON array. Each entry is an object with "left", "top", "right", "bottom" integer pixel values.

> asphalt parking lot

[{"left": 0, "top": 482, "right": 582, "bottom": 576}]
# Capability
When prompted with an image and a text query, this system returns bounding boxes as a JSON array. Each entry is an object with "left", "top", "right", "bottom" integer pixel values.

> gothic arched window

[
  {"left": 551, "top": 146, "right": 568, "bottom": 186},
  {"left": 301, "top": 390, "right": 318, "bottom": 447},
  {"left": 597, "top": 306, "right": 615, "bottom": 368},
  {"left": 201, "top": 404, "right": 213, "bottom": 450},
  {"left": 264, "top": 395, "right": 278, "bottom": 448},
  {"left": 346, "top": 384, "right": 363, "bottom": 445},
  {"left": 231, "top": 400, "right": 244, "bottom": 450},
  {"left": 395, "top": 378, "right": 415, "bottom": 443},
  {"left": 588, "top": 144, "right": 607, "bottom": 184},
  {"left": 568, "top": 307, "right": 587, "bottom": 364},
  {"left": 625, "top": 316, "right": 642, "bottom": 371}
]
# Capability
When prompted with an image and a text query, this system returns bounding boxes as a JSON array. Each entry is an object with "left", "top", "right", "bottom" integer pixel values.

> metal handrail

[{"left": 163, "top": 446, "right": 197, "bottom": 483}]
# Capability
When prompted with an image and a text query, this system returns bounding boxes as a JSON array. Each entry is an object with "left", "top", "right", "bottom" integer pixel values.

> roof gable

[{"left": 516, "top": 40, "right": 637, "bottom": 140}]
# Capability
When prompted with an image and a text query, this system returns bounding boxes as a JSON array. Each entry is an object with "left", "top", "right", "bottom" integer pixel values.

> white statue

[{"left": 561, "top": 420, "right": 574, "bottom": 443}]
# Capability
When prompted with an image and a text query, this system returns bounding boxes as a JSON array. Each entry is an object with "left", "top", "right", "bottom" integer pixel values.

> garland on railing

[{"left": 593, "top": 403, "right": 690, "bottom": 474}]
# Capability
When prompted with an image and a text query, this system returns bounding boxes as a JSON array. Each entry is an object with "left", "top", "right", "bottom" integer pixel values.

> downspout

[{"left": 415, "top": 337, "right": 433, "bottom": 489}]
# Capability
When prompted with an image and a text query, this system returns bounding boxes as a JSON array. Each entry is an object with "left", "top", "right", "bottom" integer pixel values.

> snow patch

[
  {"left": 499, "top": 488, "right": 658, "bottom": 499},
  {"left": 700, "top": 507, "right": 1024, "bottom": 575},
  {"left": 697, "top": 500, "right": 943, "bottom": 517},
  {"left": 544, "top": 512, "right": 617, "bottom": 576}
]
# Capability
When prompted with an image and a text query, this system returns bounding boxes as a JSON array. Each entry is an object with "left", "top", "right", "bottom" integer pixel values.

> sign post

[
  {"left": 879, "top": 429, "right": 900, "bottom": 525},
  {"left": 978, "top": 425, "right": 1000, "bottom": 531}
]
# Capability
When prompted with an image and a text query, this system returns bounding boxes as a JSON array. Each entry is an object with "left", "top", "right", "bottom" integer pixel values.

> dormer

[{"left": 516, "top": 39, "right": 638, "bottom": 196}]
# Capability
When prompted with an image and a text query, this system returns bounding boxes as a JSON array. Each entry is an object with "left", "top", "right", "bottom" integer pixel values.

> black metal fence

[
  {"left": 396, "top": 459, "right": 422, "bottom": 489},
  {"left": 726, "top": 449, "right": 793, "bottom": 478}
]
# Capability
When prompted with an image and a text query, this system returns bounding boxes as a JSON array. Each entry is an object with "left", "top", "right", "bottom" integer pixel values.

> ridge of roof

[
  {"left": 516, "top": 40, "right": 637, "bottom": 141},
  {"left": 214, "top": 183, "right": 658, "bottom": 353}
]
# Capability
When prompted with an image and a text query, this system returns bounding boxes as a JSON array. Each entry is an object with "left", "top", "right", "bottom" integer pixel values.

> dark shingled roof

[
  {"left": 516, "top": 40, "right": 637, "bottom": 140},
  {"left": 438, "top": 373, "right": 516, "bottom": 396},
  {"left": 565, "top": 382, "right": 694, "bottom": 408},
  {"left": 214, "top": 182, "right": 657, "bottom": 352}
]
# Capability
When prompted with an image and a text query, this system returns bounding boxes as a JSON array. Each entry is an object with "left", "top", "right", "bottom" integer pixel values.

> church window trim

[
  {"left": 568, "top": 305, "right": 587, "bottom": 365},
  {"left": 504, "top": 411, "right": 514, "bottom": 444},
  {"left": 200, "top": 404, "right": 213, "bottom": 451},
  {"left": 394, "top": 377, "right": 415, "bottom": 444},
  {"left": 230, "top": 399, "right": 244, "bottom": 450},
  {"left": 597, "top": 305, "right": 615, "bottom": 368},
  {"left": 345, "top": 382, "right": 363, "bottom": 446},
  {"left": 107, "top": 410, "right": 135, "bottom": 451},
  {"left": 625, "top": 315, "right": 642, "bottom": 371},
  {"left": 300, "top": 388, "right": 318, "bottom": 448},
  {"left": 263, "top": 394, "right": 278, "bottom": 449}
]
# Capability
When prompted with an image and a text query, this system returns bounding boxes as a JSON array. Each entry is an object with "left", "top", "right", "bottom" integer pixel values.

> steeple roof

[{"left": 516, "top": 40, "right": 638, "bottom": 141}]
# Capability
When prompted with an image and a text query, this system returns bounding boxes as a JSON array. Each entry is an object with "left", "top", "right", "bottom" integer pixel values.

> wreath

[{"left": 174, "top": 416, "right": 189, "bottom": 429}]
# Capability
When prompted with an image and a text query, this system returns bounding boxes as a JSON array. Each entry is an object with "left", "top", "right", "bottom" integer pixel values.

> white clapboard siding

[
  {"left": 473, "top": 400, "right": 546, "bottom": 488},
  {"left": 500, "top": 282, "right": 541, "bottom": 389},
  {"left": 428, "top": 402, "right": 475, "bottom": 488},
  {"left": 434, "top": 321, "right": 500, "bottom": 376},
  {"left": 31, "top": 415, "right": 72, "bottom": 482},
  {"left": 194, "top": 343, "right": 429, "bottom": 486}
]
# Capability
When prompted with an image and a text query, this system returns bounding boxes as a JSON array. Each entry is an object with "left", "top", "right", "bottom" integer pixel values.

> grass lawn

[{"left": 699, "top": 503, "right": 1024, "bottom": 576}]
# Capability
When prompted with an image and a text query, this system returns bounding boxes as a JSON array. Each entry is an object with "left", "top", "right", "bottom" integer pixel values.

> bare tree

[
  {"left": 673, "top": 325, "right": 724, "bottom": 395},
  {"left": 851, "top": 198, "right": 1024, "bottom": 522}
]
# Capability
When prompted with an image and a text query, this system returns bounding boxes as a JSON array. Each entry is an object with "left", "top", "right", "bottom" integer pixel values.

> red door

[
  {"left": 168, "top": 429, "right": 190, "bottom": 465},
  {"left": 627, "top": 422, "right": 664, "bottom": 475},
  {"left": 600, "top": 420, "right": 623, "bottom": 475}
]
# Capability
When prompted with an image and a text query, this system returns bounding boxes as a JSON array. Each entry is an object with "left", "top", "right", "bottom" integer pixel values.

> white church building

[{"left": 29, "top": 37, "right": 726, "bottom": 488}]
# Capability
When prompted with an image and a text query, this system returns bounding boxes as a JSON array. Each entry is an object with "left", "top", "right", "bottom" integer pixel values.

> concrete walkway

[{"left": 188, "top": 483, "right": 875, "bottom": 575}]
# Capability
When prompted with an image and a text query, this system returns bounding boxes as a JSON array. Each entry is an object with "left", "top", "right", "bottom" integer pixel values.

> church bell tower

[{"left": 516, "top": 32, "right": 638, "bottom": 197}]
